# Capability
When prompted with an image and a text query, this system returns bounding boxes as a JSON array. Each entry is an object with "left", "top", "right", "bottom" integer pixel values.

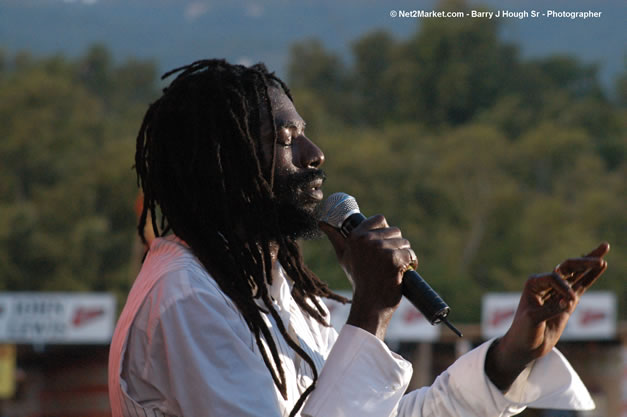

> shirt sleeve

[
  {"left": 303, "top": 328, "right": 594, "bottom": 417},
  {"left": 139, "top": 276, "right": 285, "bottom": 417},
  {"left": 302, "top": 324, "right": 413, "bottom": 417},
  {"left": 495, "top": 341, "right": 595, "bottom": 410},
  {"left": 396, "top": 338, "right": 595, "bottom": 417}
]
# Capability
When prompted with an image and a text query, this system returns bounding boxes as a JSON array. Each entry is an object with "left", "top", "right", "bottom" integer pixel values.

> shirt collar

[{"left": 268, "top": 261, "right": 293, "bottom": 307}]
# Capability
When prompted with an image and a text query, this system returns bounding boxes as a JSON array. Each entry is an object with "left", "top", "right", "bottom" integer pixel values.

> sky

[{"left": 0, "top": 0, "right": 624, "bottom": 90}]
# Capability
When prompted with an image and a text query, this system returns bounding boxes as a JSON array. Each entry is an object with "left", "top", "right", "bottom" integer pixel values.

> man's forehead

[
  {"left": 268, "top": 87, "right": 305, "bottom": 128},
  {"left": 268, "top": 86, "right": 291, "bottom": 112}
]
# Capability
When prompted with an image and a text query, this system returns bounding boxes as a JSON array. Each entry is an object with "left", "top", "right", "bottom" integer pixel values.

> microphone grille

[{"left": 320, "top": 192, "right": 361, "bottom": 228}]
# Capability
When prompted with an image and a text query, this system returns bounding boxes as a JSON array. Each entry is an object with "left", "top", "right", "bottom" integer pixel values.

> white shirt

[{"left": 108, "top": 236, "right": 595, "bottom": 417}]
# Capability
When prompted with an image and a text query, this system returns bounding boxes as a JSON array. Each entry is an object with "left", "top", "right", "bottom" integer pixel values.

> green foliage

[
  {"left": 1, "top": 0, "right": 624, "bottom": 324},
  {"left": 288, "top": 39, "right": 354, "bottom": 124},
  {"left": 0, "top": 47, "right": 158, "bottom": 303},
  {"left": 294, "top": 2, "right": 626, "bottom": 321}
]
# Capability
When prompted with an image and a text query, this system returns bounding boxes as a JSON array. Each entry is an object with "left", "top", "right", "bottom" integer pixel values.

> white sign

[
  {"left": 482, "top": 291, "right": 616, "bottom": 340},
  {"left": 0, "top": 293, "right": 116, "bottom": 344},
  {"left": 324, "top": 291, "right": 440, "bottom": 342},
  {"left": 385, "top": 298, "right": 440, "bottom": 341}
]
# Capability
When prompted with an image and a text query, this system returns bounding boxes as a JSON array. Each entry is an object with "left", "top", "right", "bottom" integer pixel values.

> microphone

[{"left": 320, "top": 192, "right": 462, "bottom": 337}]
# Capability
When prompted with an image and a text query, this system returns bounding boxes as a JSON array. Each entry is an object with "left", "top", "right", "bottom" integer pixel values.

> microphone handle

[
  {"left": 340, "top": 213, "right": 462, "bottom": 336},
  {"left": 401, "top": 269, "right": 450, "bottom": 325}
]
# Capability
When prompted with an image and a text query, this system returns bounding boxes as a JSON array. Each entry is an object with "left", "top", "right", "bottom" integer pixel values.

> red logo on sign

[
  {"left": 72, "top": 307, "right": 105, "bottom": 327},
  {"left": 491, "top": 309, "right": 515, "bottom": 327},
  {"left": 579, "top": 310, "right": 606, "bottom": 326},
  {"left": 403, "top": 308, "right": 424, "bottom": 323}
]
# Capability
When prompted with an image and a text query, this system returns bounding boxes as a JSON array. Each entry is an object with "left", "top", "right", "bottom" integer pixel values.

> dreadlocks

[{"left": 135, "top": 59, "right": 347, "bottom": 416}]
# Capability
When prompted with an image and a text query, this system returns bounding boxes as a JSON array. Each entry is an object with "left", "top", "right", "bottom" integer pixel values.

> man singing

[{"left": 108, "top": 59, "right": 609, "bottom": 417}]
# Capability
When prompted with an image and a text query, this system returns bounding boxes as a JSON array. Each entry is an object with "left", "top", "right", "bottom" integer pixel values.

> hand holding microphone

[{"left": 319, "top": 192, "right": 462, "bottom": 338}]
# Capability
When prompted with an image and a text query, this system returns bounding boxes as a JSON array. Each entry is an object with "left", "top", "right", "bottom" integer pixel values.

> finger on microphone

[
  {"left": 366, "top": 227, "right": 403, "bottom": 240},
  {"left": 318, "top": 221, "right": 346, "bottom": 254},
  {"left": 408, "top": 248, "right": 418, "bottom": 270},
  {"left": 361, "top": 214, "right": 389, "bottom": 230},
  {"left": 398, "top": 248, "right": 417, "bottom": 274},
  {"left": 376, "top": 238, "right": 411, "bottom": 250}
]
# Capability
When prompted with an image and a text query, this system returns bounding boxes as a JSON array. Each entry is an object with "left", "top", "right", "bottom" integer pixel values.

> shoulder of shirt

[{"left": 135, "top": 235, "right": 239, "bottom": 317}]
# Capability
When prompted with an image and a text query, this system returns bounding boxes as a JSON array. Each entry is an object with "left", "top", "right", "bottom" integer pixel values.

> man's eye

[{"left": 279, "top": 133, "right": 293, "bottom": 147}]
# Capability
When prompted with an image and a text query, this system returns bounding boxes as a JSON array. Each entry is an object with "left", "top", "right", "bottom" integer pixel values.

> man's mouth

[
  {"left": 308, "top": 178, "right": 324, "bottom": 201},
  {"left": 275, "top": 169, "right": 326, "bottom": 205},
  {"left": 272, "top": 169, "right": 327, "bottom": 239}
]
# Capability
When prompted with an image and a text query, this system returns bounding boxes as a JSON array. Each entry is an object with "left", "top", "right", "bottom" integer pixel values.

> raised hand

[{"left": 485, "top": 242, "right": 609, "bottom": 390}]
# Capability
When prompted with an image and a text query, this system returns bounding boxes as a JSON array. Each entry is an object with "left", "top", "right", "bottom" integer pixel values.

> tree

[
  {"left": 0, "top": 47, "right": 158, "bottom": 305},
  {"left": 291, "top": 0, "right": 626, "bottom": 320}
]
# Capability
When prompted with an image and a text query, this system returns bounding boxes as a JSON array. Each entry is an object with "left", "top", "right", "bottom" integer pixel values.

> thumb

[{"left": 318, "top": 222, "right": 346, "bottom": 258}]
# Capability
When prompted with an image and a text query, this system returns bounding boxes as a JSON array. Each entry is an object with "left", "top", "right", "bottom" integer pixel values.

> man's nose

[{"left": 296, "top": 135, "right": 325, "bottom": 169}]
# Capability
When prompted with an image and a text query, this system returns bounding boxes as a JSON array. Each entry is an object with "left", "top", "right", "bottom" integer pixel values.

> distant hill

[{"left": 0, "top": 0, "right": 623, "bottom": 91}]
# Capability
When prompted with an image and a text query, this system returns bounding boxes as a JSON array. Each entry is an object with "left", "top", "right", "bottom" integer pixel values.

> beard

[{"left": 272, "top": 169, "right": 326, "bottom": 240}]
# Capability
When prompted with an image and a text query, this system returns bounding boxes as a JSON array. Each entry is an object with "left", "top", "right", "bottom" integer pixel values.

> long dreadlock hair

[{"left": 135, "top": 59, "right": 347, "bottom": 416}]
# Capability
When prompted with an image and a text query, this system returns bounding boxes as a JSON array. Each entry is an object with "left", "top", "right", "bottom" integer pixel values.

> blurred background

[{"left": 0, "top": 0, "right": 625, "bottom": 415}]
